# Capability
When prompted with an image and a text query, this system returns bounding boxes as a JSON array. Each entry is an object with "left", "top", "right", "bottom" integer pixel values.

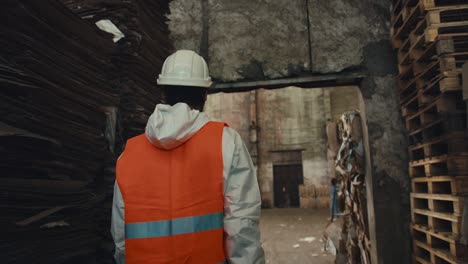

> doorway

[
  {"left": 273, "top": 164, "right": 303, "bottom": 208},
  {"left": 205, "top": 85, "right": 367, "bottom": 264}
]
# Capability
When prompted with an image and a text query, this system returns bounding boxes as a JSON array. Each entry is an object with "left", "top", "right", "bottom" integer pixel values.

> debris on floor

[
  {"left": 261, "top": 208, "right": 334, "bottom": 264},
  {"left": 299, "top": 236, "right": 316, "bottom": 243}
]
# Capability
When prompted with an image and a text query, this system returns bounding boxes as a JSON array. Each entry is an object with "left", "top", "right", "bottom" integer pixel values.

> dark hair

[
  {"left": 161, "top": 85, "right": 208, "bottom": 111},
  {"left": 331, "top": 178, "right": 337, "bottom": 186}
]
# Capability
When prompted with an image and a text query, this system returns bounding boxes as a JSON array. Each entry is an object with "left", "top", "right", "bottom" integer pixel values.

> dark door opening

[{"left": 273, "top": 164, "right": 303, "bottom": 208}]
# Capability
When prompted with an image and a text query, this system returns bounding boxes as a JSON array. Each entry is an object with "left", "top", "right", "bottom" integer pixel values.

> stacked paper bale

[{"left": 0, "top": 0, "right": 172, "bottom": 262}]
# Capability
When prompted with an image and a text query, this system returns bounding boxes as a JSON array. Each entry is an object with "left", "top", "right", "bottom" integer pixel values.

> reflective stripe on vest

[
  {"left": 116, "top": 121, "right": 226, "bottom": 264},
  {"left": 126, "top": 212, "right": 223, "bottom": 239}
]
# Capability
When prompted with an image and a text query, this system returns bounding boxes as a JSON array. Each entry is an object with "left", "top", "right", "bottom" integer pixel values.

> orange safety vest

[{"left": 116, "top": 122, "right": 226, "bottom": 264}]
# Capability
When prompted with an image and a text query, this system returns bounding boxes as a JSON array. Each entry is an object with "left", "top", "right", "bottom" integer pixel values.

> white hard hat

[{"left": 157, "top": 50, "right": 212, "bottom": 88}]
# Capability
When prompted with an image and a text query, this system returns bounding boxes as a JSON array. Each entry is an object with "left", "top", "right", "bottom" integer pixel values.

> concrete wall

[
  {"left": 205, "top": 86, "right": 360, "bottom": 207},
  {"left": 168, "top": 0, "right": 309, "bottom": 81},
  {"left": 205, "top": 90, "right": 255, "bottom": 154},
  {"left": 168, "top": 0, "right": 411, "bottom": 263},
  {"left": 168, "top": 0, "right": 389, "bottom": 80},
  {"left": 330, "top": 87, "right": 361, "bottom": 121},
  {"left": 256, "top": 87, "right": 329, "bottom": 190}
]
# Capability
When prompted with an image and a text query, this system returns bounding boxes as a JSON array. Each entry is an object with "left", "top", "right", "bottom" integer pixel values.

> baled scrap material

[
  {"left": 61, "top": 0, "right": 173, "bottom": 139},
  {"left": 0, "top": 0, "right": 172, "bottom": 262},
  {"left": 1, "top": 7, "right": 115, "bottom": 261},
  {"left": 334, "top": 111, "right": 370, "bottom": 264}
]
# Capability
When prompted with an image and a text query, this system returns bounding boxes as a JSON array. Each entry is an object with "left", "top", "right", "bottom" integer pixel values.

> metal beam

[{"left": 210, "top": 72, "right": 365, "bottom": 93}]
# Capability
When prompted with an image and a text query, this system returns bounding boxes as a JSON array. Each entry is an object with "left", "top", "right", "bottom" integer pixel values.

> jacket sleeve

[
  {"left": 222, "top": 127, "right": 265, "bottom": 264},
  {"left": 111, "top": 181, "right": 126, "bottom": 264}
]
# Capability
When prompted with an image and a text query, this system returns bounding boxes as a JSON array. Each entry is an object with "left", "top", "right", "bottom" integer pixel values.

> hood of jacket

[{"left": 145, "top": 103, "right": 210, "bottom": 150}]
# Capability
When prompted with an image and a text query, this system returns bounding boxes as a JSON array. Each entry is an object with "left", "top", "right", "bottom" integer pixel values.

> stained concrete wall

[
  {"left": 168, "top": 0, "right": 389, "bottom": 80},
  {"left": 257, "top": 87, "right": 329, "bottom": 190},
  {"left": 330, "top": 87, "right": 361, "bottom": 121},
  {"left": 204, "top": 91, "right": 255, "bottom": 154},
  {"left": 168, "top": 0, "right": 410, "bottom": 263},
  {"left": 168, "top": 0, "right": 309, "bottom": 80},
  {"left": 205, "top": 87, "right": 360, "bottom": 207}
]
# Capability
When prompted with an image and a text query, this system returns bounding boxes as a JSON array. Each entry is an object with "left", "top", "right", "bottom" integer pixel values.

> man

[{"left": 111, "top": 50, "right": 265, "bottom": 264}]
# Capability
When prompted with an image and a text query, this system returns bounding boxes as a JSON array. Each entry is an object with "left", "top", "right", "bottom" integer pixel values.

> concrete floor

[{"left": 260, "top": 208, "right": 334, "bottom": 264}]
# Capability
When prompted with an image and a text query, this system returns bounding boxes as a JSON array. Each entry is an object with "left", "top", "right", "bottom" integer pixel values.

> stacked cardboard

[{"left": 0, "top": 0, "right": 172, "bottom": 262}]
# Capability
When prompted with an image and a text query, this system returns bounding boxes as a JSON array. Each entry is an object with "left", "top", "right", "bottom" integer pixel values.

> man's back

[
  {"left": 111, "top": 103, "right": 265, "bottom": 264},
  {"left": 116, "top": 121, "right": 226, "bottom": 264}
]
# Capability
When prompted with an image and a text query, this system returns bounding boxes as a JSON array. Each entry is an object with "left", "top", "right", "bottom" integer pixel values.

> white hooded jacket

[{"left": 111, "top": 103, "right": 265, "bottom": 264}]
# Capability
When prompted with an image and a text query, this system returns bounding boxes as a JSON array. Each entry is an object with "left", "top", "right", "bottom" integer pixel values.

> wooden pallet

[
  {"left": 405, "top": 0, "right": 425, "bottom": 18},
  {"left": 412, "top": 33, "right": 468, "bottom": 62},
  {"left": 412, "top": 176, "right": 468, "bottom": 195},
  {"left": 412, "top": 208, "right": 464, "bottom": 236},
  {"left": 391, "top": 1, "right": 468, "bottom": 48},
  {"left": 401, "top": 86, "right": 462, "bottom": 117},
  {"left": 410, "top": 36, "right": 437, "bottom": 63},
  {"left": 399, "top": 38, "right": 414, "bottom": 74},
  {"left": 402, "top": 91, "right": 421, "bottom": 117},
  {"left": 436, "top": 34, "right": 468, "bottom": 54},
  {"left": 392, "top": 0, "right": 418, "bottom": 23},
  {"left": 392, "top": 0, "right": 406, "bottom": 19},
  {"left": 400, "top": 59, "right": 417, "bottom": 82},
  {"left": 413, "top": 238, "right": 468, "bottom": 264},
  {"left": 393, "top": 5, "right": 406, "bottom": 34},
  {"left": 417, "top": 91, "right": 464, "bottom": 115},
  {"left": 426, "top": 5, "right": 468, "bottom": 25},
  {"left": 420, "top": 0, "right": 468, "bottom": 11},
  {"left": 425, "top": 21, "right": 468, "bottom": 43},
  {"left": 420, "top": 73, "right": 462, "bottom": 96},
  {"left": 406, "top": 11, "right": 468, "bottom": 48},
  {"left": 399, "top": 44, "right": 462, "bottom": 96},
  {"left": 400, "top": 79, "right": 419, "bottom": 105},
  {"left": 410, "top": 34, "right": 468, "bottom": 67},
  {"left": 409, "top": 131, "right": 467, "bottom": 160},
  {"left": 408, "top": 116, "right": 466, "bottom": 145},
  {"left": 411, "top": 19, "right": 430, "bottom": 47},
  {"left": 414, "top": 52, "right": 468, "bottom": 76},
  {"left": 408, "top": 113, "right": 466, "bottom": 145},
  {"left": 393, "top": 1, "right": 427, "bottom": 49},
  {"left": 410, "top": 154, "right": 468, "bottom": 177},
  {"left": 416, "top": 68, "right": 462, "bottom": 93},
  {"left": 405, "top": 93, "right": 464, "bottom": 131},
  {"left": 411, "top": 193, "right": 465, "bottom": 215},
  {"left": 413, "top": 224, "right": 467, "bottom": 260},
  {"left": 390, "top": 0, "right": 457, "bottom": 14}
]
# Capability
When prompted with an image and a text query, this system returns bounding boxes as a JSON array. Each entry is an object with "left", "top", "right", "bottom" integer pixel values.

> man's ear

[
  {"left": 203, "top": 89, "right": 208, "bottom": 102},
  {"left": 160, "top": 86, "right": 167, "bottom": 104}
]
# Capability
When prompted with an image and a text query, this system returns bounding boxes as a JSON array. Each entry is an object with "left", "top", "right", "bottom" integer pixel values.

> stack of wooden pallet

[{"left": 391, "top": 0, "right": 468, "bottom": 263}]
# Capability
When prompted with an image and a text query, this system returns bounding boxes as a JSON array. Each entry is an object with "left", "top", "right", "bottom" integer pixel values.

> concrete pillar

[
  {"left": 256, "top": 89, "right": 273, "bottom": 207},
  {"left": 323, "top": 89, "right": 332, "bottom": 122},
  {"left": 359, "top": 40, "right": 411, "bottom": 264}
]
